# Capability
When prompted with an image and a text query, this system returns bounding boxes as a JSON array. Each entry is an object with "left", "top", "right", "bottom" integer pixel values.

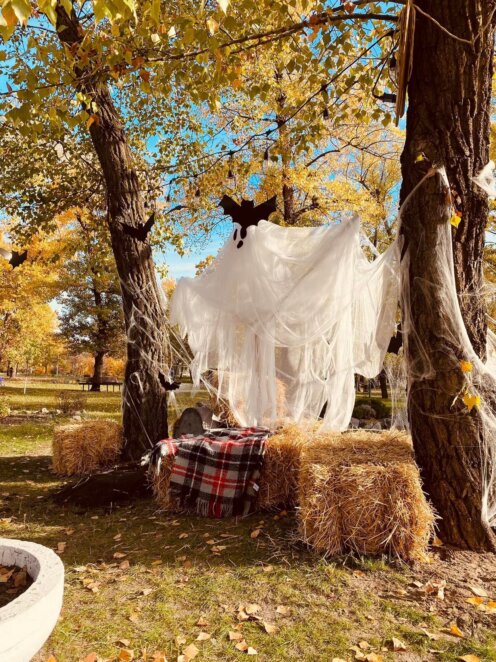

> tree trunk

[
  {"left": 90, "top": 351, "right": 105, "bottom": 392},
  {"left": 55, "top": 4, "right": 170, "bottom": 461},
  {"left": 379, "top": 370, "right": 388, "bottom": 400},
  {"left": 400, "top": 0, "right": 496, "bottom": 549}
]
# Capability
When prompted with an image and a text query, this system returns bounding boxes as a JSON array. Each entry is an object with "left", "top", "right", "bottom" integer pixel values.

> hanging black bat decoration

[
  {"left": 387, "top": 323, "right": 403, "bottom": 355},
  {"left": 159, "top": 371, "right": 180, "bottom": 392},
  {"left": 121, "top": 212, "right": 155, "bottom": 241},
  {"left": 219, "top": 195, "right": 277, "bottom": 248},
  {"left": 0, "top": 247, "right": 28, "bottom": 269}
]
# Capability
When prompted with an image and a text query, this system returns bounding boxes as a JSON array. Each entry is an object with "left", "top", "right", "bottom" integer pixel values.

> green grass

[{"left": 0, "top": 381, "right": 495, "bottom": 662}]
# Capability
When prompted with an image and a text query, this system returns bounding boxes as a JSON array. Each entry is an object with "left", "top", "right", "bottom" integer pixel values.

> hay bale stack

[
  {"left": 257, "top": 424, "right": 316, "bottom": 510},
  {"left": 299, "top": 430, "right": 435, "bottom": 562},
  {"left": 52, "top": 420, "right": 123, "bottom": 476}
]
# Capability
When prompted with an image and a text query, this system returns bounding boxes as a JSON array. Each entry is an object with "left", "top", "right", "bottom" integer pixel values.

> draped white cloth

[{"left": 171, "top": 216, "right": 400, "bottom": 429}]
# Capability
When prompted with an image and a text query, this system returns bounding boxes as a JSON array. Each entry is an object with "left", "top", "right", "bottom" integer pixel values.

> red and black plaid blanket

[{"left": 149, "top": 428, "right": 269, "bottom": 517}]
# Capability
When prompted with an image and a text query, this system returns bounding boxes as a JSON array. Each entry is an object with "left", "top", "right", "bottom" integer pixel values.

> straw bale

[
  {"left": 298, "top": 430, "right": 435, "bottom": 562},
  {"left": 257, "top": 423, "right": 316, "bottom": 509},
  {"left": 150, "top": 453, "right": 176, "bottom": 511},
  {"left": 52, "top": 419, "right": 123, "bottom": 476}
]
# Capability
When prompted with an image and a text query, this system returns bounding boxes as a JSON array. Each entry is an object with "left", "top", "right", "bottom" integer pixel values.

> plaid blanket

[{"left": 148, "top": 428, "right": 269, "bottom": 517}]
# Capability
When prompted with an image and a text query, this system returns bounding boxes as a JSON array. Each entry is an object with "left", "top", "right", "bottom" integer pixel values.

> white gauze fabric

[{"left": 171, "top": 216, "right": 399, "bottom": 430}]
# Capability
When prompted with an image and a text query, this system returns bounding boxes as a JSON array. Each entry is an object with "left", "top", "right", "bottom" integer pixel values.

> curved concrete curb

[{"left": 0, "top": 538, "right": 64, "bottom": 662}]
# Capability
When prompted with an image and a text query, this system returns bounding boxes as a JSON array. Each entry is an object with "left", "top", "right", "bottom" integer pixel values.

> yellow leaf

[
  {"left": 463, "top": 392, "right": 481, "bottom": 412},
  {"left": 217, "top": 0, "right": 229, "bottom": 13},
  {"left": 459, "top": 656, "right": 481, "bottom": 662},
  {"left": 466, "top": 596, "right": 485, "bottom": 606},
  {"left": 206, "top": 17, "right": 219, "bottom": 35},
  {"left": 45, "top": 657, "right": 58, "bottom": 662},
  {"left": 449, "top": 624, "right": 464, "bottom": 638},
  {"left": 460, "top": 360, "right": 473, "bottom": 373},
  {"left": 247, "top": 648, "right": 258, "bottom": 656},
  {"left": 415, "top": 154, "right": 425, "bottom": 163},
  {"left": 118, "top": 650, "right": 134, "bottom": 662},
  {"left": 450, "top": 213, "right": 462, "bottom": 228},
  {"left": 250, "top": 529, "right": 261, "bottom": 539}
]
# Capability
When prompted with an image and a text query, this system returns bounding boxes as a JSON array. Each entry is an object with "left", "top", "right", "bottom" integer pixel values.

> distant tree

[{"left": 58, "top": 214, "right": 125, "bottom": 391}]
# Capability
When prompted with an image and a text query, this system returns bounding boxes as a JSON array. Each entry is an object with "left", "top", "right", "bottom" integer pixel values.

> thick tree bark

[
  {"left": 56, "top": 4, "right": 170, "bottom": 461},
  {"left": 90, "top": 350, "right": 105, "bottom": 392},
  {"left": 400, "top": 0, "right": 496, "bottom": 549}
]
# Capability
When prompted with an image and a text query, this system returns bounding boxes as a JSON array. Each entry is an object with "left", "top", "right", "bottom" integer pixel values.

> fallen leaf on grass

[
  {"left": 175, "top": 635, "right": 187, "bottom": 647},
  {"left": 466, "top": 596, "right": 484, "bottom": 606},
  {"left": 332, "top": 658, "right": 347, "bottom": 662},
  {"left": 178, "top": 533, "right": 189, "bottom": 540},
  {"left": 391, "top": 637, "right": 407, "bottom": 652},
  {"left": 116, "top": 639, "right": 131, "bottom": 647},
  {"left": 262, "top": 622, "right": 277, "bottom": 634},
  {"left": 196, "top": 632, "right": 211, "bottom": 641},
  {"left": 247, "top": 648, "right": 257, "bottom": 655},
  {"left": 182, "top": 643, "right": 199, "bottom": 660},
  {"left": 151, "top": 653, "right": 167, "bottom": 662},
  {"left": 113, "top": 551, "right": 127, "bottom": 559},
  {"left": 262, "top": 565, "right": 273, "bottom": 573},
  {"left": 358, "top": 641, "right": 370, "bottom": 650},
  {"left": 276, "top": 605, "right": 291, "bottom": 616},
  {"left": 57, "top": 542, "right": 66, "bottom": 553},
  {"left": 196, "top": 616, "right": 209, "bottom": 627},
  {"left": 64, "top": 528, "right": 75, "bottom": 536},
  {"left": 45, "top": 657, "right": 58, "bottom": 662},
  {"left": 245, "top": 604, "right": 261, "bottom": 615},
  {"left": 235, "top": 641, "right": 249, "bottom": 652},
  {"left": 118, "top": 649, "right": 134, "bottom": 661},
  {"left": 364, "top": 655, "right": 382, "bottom": 662},
  {"left": 486, "top": 601, "right": 496, "bottom": 613},
  {"left": 449, "top": 624, "right": 464, "bottom": 638},
  {"left": 151, "top": 560, "right": 162, "bottom": 566},
  {"left": 250, "top": 529, "right": 261, "bottom": 539},
  {"left": 141, "top": 588, "right": 153, "bottom": 596},
  {"left": 119, "top": 560, "right": 130, "bottom": 570},
  {"left": 229, "top": 631, "right": 243, "bottom": 641},
  {"left": 459, "top": 656, "right": 481, "bottom": 662},
  {"left": 469, "top": 585, "right": 488, "bottom": 598}
]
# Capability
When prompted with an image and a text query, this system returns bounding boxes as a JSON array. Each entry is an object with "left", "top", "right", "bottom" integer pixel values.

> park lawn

[{"left": 0, "top": 384, "right": 495, "bottom": 661}]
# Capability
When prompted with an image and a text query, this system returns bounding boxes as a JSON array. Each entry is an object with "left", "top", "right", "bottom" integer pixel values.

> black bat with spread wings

[
  {"left": 219, "top": 195, "right": 277, "bottom": 248},
  {"left": 0, "top": 247, "right": 28, "bottom": 269},
  {"left": 121, "top": 212, "right": 155, "bottom": 241}
]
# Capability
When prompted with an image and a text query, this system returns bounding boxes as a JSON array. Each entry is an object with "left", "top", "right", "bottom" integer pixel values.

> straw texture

[
  {"left": 299, "top": 430, "right": 435, "bottom": 562},
  {"left": 52, "top": 420, "right": 123, "bottom": 476}
]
